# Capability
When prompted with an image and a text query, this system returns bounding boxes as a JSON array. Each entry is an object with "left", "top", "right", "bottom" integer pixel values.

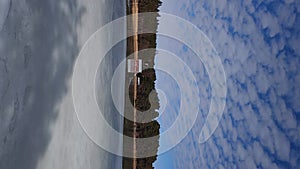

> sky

[
  {"left": 0, "top": 0, "right": 299, "bottom": 169},
  {"left": 154, "top": 0, "right": 300, "bottom": 168}
]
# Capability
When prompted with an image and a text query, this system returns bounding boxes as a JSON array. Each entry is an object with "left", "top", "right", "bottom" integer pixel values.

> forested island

[{"left": 122, "top": 0, "right": 162, "bottom": 168}]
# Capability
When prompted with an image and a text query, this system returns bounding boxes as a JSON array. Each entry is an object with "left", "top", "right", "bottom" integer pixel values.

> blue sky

[{"left": 153, "top": 0, "right": 300, "bottom": 168}]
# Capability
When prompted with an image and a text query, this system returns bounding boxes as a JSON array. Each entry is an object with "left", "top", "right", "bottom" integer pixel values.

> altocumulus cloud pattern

[{"left": 157, "top": 0, "right": 300, "bottom": 169}]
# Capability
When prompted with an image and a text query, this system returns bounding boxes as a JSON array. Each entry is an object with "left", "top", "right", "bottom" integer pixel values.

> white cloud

[{"left": 160, "top": 0, "right": 300, "bottom": 168}]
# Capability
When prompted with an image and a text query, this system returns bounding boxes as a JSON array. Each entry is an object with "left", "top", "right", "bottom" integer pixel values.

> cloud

[{"left": 157, "top": 0, "right": 300, "bottom": 168}]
